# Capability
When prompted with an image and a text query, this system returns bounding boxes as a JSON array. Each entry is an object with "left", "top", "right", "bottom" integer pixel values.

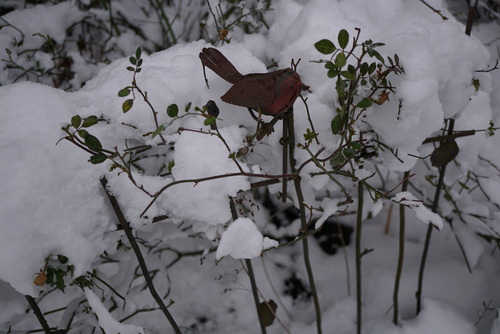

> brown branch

[
  {"left": 100, "top": 177, "right": 181, "bottom": 334},
  {"left": 140, "top": 171, "right": 295, "bottom": 217},
  {"left": 25, "top": 295, "right": 53, "bottom": 334}
]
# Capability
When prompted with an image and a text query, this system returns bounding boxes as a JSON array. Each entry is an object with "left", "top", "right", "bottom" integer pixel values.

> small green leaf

[
  {"left": 89, "top": 153, "right": 107, "bottom": 164},
  {"left": 330, "top": 152, "right": 345, "bottom": 167},
  {"left": 341, "top": 70, "right": 356, "bottom": 80},
  {"left": 360, "top": 62, "right": 369, "bottom": 76},
  {"left": 204, "top": 116, "right": 216, "bottom": 126},
  {"left": 82, "top": 115, "right": 99, "bottom": 127},
  {"left": 335, "top": 52, "right": 346, "bottom": 68},
  {"left": 338, "top": 29, "right": 349, "bottom": 49},
  {"left": 57, "top": 255, "right": 68, "bottom": 264},
  {"left": 349, "top": 142, "right": 363, "bottom": 150},
  {"left": 335, "top": 78, "right": 345, "bottom": 99},
  {"left": 77, "top": 129, "right": 89, "bottom": 139},
  {"left": 152, "top": 124, "right": 166, "bottom": 138},
  {"left": 168, "top": 160, "right": 175, "bottom": 173},
  {"left": 167, "top": 104, "right": 179, "bottom": 117},
  {"left": 327, "top": 69, "right": 338, "bottom": 78},
  {"left": 314, "top": 39, "right": 336, "bottom": 54},
  {"left": 331, "top": 113, "right": 344, "bottom": 135},
  {"left": 129, "top": 56, "right": 137, "bottom": 65},
  {"left": 135, "top": 47, "right": 142, "bottom": 60},
  {"left": 71, "top": 115, "right": 82, "bottom": 129},
  {"left": 185, "top": 102, "right": 192, "bottom": 112},
  {"left": 325, "top": 61, "right": 336, "bottom": 69},
  {"left": 368, "top": 62, "right": 377, "bottom": 74},
  {"left": 137, "top": 58, "right": 143, "bottom": 67},
  {"left": 343, "top": 148, "right": 356, "bottom": 158},
  {"left": 126, "top": 66, "right": 135, "bottom": 71},
  {"left": 122, "top": 99, "right": 134, "bottom": 113},
  {"left": 118, "top": 88, "right": 131, "bottom": 97},
  {"left": 84, "top": 134, "right": 102, "bottom": 151},
  {"left": 357, "top": 99, "right": 372, "bottom": 108},
  {"left": 136, "top": 68, "right": 142, "bottom": 73}
]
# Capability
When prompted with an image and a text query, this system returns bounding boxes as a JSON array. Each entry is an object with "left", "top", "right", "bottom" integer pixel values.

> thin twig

[
  {"left": 355, "top": 181, "right": 364, "bottom": 334},
  {"left": 25, "top": 295, "right": 52, "bottom": 334},
  {"left": 287, "top": 108, "right": 322, "bottom": 334},
  {"left": 100, "top": 177, "right": 181, "bottom": 334},
  {"left": 393, "top": 171, "right": 410, "bottom": 325}
]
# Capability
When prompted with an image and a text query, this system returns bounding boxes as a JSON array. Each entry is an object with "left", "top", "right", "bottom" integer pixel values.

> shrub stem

[{"left": 393, "top": 171, "right": 410, "bottom": 325}]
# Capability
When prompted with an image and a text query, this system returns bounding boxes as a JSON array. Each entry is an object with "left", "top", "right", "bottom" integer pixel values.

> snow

[
  {"left": 392, "top": 192, "right": 444, "bottom": 230},
  {"left": 216, "top": 218, "right": 265, "bottom": 260},
  {"left": 84, "top": 288, "right": 144, "bottom": 334},
  {"left": 0, "top": 0, "right": 499, "bottom": 333}
]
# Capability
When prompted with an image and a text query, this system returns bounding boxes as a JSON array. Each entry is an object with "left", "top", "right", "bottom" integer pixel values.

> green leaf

[
  {"left": 327, "top": 69, "right": 338, "bottom": 78},
  {"left": 349, "top": 142, "right": 363, "bottom": 150},
  {"left": 126, "top": 66, "right": 135, "bottom": 71},
  {"left": 77, "top": 129, "right": 89, "bottom": 139},
  {"left": 152, "top": 124, "right": 166, "bottom": 138},
  {"left": 57, "top": 255, "right": 68, "bottom": 264},
  {"left": 368, "top": 62, "right": 377, "bottom": 74},
  {"left": 338, "top": 29, "right": 349, "bottom": 49},
  {"left": 330, "top": 152, "right": 345, "bottom": 167},
  {"left": 331, "top": 113, "right": 344, "bottom": 135},
  {"left": 325, "top": 61, "right": 336, "bottom": 69},
  {"left": 204, "top": 116, "right": 216, "bottom": 126},
  {"left": 71, "top": 115, "right": 82, "bottom": 129},
  {"left": 314, "top": 39, "right": 336, "bottom": 54},
  {"left": 357, "top": 99, "right": 372, "bottom": 108},
  {"left": 168, "top": 160, "right": 175, "bottom": 173},
  {"left": 335, "top": 52, "right": 346, "bottom": 68},
  {"left": 185, "top": 102, "right": 192, "bottom": 112},
  {"left": 335, "top": 78, "right": 345, "bottom": 99},
  {"left": 89, "top": 153, "right": 107, "bottom": 164},
  {"left": 167, "top": 104, "right": 179, "bottom": 117},
  {"left": 360, "top": 62, "right": 369, "bottom": 76},
  {"left": 341, "top": 70, "right": 356, "bottom": 80},
  {"left": 82, "top": 115, "right": 99, "bottom": 127},
  {"left": 118, "top": 88, "right": 131, "bottom": 97},
  {"left": 343, "top": 148, "right": 356, "bottom": 158},
  {"left": 129, "top": 56, "right": 137, "bottom": 65},
  {"left": 135, "top": 47, "right": 142, "bottom": 60},
  {"left": 122, "top": 99, "right": 134, "bottom": 113},
  {"left": 84, "top": 134, "right": 102, "bottom": 151}
]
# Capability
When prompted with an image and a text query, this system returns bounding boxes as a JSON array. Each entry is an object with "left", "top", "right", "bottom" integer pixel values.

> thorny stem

[
  {"left": 287, "top": 108, "right": 322, "bottom": 334},
  {"left": 393, "top": 171, "right": 410, "bottom": 325},
  {"left": 25, "top": 295, "right": 53, "bottom": 334},
  {"left": 355, "top": 181, "right": 364, "bottom": 334},
  {"left": 100, "top": 177, "right": 181, "bottom": 334}
]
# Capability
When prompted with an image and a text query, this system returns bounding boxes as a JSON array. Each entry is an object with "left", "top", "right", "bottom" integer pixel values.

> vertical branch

[
  {"left": 100, "top": 177, "right": 182, "bottom": 334},
  {"left": 417, "top": 4, "right": 476, "bottom": 314},
  {"left": 287, "top": 108, "right": 322, "bottom": 334},
  {"left": 25, "top": 295, "right": 52, "bottom": 334},
  {"left": 393, "top": 171, "right": 410, "bottom": 325},
  {"left": 355, "top": 181, "right": 364, "bottom": 334},
  {"left": 416, "top": 120, "right": 455, "bottom": 314},
  {"left": 229, "top": 198, "right": 267, "bottom": 334}
]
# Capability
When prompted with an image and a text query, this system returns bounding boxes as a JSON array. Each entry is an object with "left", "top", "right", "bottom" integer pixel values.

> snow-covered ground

[{"left": 1, "top": 0, "right": 499, "bottom": 333}]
